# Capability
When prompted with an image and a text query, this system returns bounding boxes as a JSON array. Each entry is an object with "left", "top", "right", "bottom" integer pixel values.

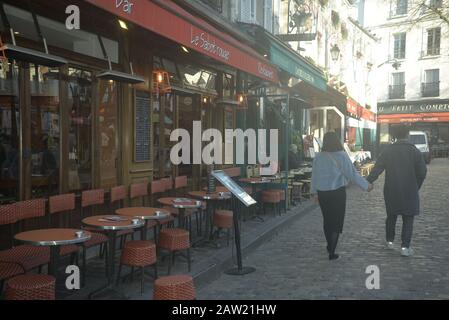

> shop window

[
  {"left": 0, "top": 61, "right": 19, "bottom": 202},
  {"left": 30, "top": 64, "right": 60, "bottom": 198},
  {"left": 223, "top": 74, "right": 234, "bottom": 98},
  {"left": 68, "top": 68, "right": 93, "bottom": 191},
  {"left": 3, "top": 4, "right": 118, "bottom": 63},
  {"left": 181, "top": 65, "right": 216, "bottom": 90},
  {"left": 99, "top": 80, "right": 118, "bottom": 188}
]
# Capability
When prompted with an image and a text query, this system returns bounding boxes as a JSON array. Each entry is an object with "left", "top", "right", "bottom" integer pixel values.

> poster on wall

[{"left": 134, "top": 90, "right": 151, "bottom": 162}]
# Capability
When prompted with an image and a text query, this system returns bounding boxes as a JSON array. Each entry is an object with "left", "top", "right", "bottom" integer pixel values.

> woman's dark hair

[{"left": 322, "top": 132, "right": 344, "bottom": 152}]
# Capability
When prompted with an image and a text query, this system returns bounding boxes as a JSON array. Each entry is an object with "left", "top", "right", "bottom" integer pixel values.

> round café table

[
  {"left": 115, "top": 207, "right": 170, "bottom": 240},
  {"left": 157, "top": 197, "right": 202, "bottom": 229},
  {"left": 239, "top": 177, "right": 274, "bottom": 222},
  {"left": 82, "top": 215, "right": 144, "bottom": 299},
  {"left": 14, "top": 228, "right": 91, "bottom": 277},
  {"left": 188, "top": 191, "right": 231, "bottom": 242}
]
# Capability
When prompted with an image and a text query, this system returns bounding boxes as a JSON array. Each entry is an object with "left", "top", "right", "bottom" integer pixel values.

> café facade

[
  {"left": 0, "top": 0, "right": 280, "bottom": 205},
  {"left": 377, "top": 99, "right": 449, "bottom": 148}
]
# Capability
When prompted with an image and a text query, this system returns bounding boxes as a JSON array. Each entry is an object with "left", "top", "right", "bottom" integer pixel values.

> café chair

[
  {"left": 0, "top": 201, "right": 50, "bottom": 273},
  {"left": 110, "top": 185, "right": 135, "bottom": 246},
  {"left": 4, "top": 274, "right": 55, "bottom": 300},
  {"left": 130, "top": 182, "right": 158, "bottom": 241},
  {"left": 116, "top": 240, "right": 157, "bottom": 294},
  {"left": 153, "top": 275, "right": 195, "bottom": 300},
  {"left": 130, "top": 181, "right": 150, "bottom": 207},
  {"left": 0, "top": 261, "right": 25, "bottom": 294}
]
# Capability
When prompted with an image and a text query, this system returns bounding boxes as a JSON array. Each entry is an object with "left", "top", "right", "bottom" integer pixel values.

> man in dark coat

[{"left": 367, "top": 125, "right": 427, "bottom": 257}]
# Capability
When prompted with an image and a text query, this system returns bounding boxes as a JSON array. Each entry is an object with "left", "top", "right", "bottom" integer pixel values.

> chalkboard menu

[{"left": 134, "top": 90, "right": 151, "bottom": 162}]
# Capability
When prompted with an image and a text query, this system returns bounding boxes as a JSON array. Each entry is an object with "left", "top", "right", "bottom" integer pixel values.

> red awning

[
  {"left": 86, "top": 0, "right": 279, "bottom": 83},
  {"left": 378, "top": 113, "right": 449, "bottom": 124}
]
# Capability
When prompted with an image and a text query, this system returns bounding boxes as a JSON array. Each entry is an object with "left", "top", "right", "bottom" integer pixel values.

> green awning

[{"left": 269, "top": 42, "right": 327, "bottom": 92}]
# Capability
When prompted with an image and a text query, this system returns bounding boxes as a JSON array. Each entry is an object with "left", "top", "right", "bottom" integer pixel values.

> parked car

[{"left": 409, "top": 131, "right": 431, "bottom": 164}]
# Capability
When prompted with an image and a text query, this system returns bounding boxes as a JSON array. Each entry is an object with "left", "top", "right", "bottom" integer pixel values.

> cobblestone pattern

[{"left": 197, "top": 159, "right": 449, "bottom": 299}]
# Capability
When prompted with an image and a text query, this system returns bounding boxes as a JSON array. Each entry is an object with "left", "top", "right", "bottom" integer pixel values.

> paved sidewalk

[{"left": 197, "top": 158, "right": 449, "bottom": 299}]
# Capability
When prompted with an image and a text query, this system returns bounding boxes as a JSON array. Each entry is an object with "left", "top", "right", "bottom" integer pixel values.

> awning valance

[{"left": 86, "top": 0, "right": 279, "bottom": 83}]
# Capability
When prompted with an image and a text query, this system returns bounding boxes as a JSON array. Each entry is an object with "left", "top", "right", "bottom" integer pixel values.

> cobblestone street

[{"left": 197, "top": 158, "right": 449, "bottom": 300}]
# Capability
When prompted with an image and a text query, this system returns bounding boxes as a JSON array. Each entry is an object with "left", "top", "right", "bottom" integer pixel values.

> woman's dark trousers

[{"left": 318, "top": 187, "right": 346, "bottom": 259}]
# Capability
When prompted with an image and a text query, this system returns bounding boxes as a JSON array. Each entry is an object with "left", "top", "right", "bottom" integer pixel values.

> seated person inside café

[{"left": 288, "top": 144, "right": 301, "bottom": 170}]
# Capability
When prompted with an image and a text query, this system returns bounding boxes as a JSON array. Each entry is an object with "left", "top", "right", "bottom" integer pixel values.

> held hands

[
  {"left": 312, "top": 194, "right": 319, "bottom": 204},
  {"left": 367, "top": 183, "right": 374, "bottom": 192}
]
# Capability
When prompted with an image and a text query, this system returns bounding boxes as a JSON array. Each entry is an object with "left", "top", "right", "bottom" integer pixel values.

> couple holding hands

[{"left": 311, "top": 128, "right": 427, "bottom": 260}]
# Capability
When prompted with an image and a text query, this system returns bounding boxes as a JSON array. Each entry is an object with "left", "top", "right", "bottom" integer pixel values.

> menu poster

[
  {"left": 211, "top": 170, "right": 257, "bottom": 207},
  {"left": 134, "top": 90, "right": 151, "bottom": 162}
]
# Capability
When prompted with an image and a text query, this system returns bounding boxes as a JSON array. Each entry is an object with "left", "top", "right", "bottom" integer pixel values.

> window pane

[
  {"left": 68, "top": 68, "right": 92, "bottom": 191},
  {"left": 396, "top": 0, "right": 407, "bottom": 14},
  {"left": 30, "top": 65, "right": 60, "bottom": 198},
  {"left": 0, "top": 62, "right": 19, "bottom": 202},
  {"left": 99, "top": 80, "right": 118, "bottom": 188}
]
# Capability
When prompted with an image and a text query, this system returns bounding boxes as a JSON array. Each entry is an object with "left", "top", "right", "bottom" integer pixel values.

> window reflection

[
  {"left": 68, "top": 68, "right": 92, "bottom": 191},
  {"left": 30, "top": 64, "right": 60, "bottom": 198},
  {"left": 0, "top": 61, "right": 19, "bottom": 202},
  {"left": 99, "top": 80, "right": 117, "bottom": 188}
]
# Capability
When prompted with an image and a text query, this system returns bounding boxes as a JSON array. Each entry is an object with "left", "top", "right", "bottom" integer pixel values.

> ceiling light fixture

[{"left": 118, "top": 19, "right": 128, "bottom": 30}]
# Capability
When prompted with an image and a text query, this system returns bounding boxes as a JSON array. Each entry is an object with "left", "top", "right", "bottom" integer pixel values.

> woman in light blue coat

[{"left": 311, "top": 132, "right": 372, "bottom": 260}]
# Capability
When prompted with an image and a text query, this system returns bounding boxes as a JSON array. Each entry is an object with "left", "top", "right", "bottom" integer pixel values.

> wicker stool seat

[
  {"left": 213, "top": 210, "right": 234, "bottom": 246},
  {"left": 214, "top": 210, "right": 233, "bottom": 229},
  {"left": 5, "top": 274, "right": 55, "bottom": 300},
  {"left": 153, "top": 275, "right": 195, "bottom": 300},
  {"left": 117, "top": 240, "right": 157, "bottom": 294},
  {"left": 158, "top": 228, "right": 191, "bottom": 274},
  {"left": 261, "top": 190, "right": 281, "bottom": 216}
]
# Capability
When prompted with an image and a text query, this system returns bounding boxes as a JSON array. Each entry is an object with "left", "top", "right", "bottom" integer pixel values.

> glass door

[
  {"left": 67, "top": 68, "right": 93, "bottom": 192},
  {"left": 0, "top": 61, "right": 19, "bottom": 203},
  {"left": 30, "top": 64, "right": 60, "bottom": 198}
]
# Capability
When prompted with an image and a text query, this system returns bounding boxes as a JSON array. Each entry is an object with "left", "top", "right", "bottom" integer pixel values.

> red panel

[{"left": 87, "top": 0, "right": 279, "bottom": 83}]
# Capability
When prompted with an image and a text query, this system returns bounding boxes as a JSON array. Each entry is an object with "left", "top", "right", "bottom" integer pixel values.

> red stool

[
  {"left": 5, "top": 274, "right": 55, "bottom": 300},
  {"left": 213, "top": 210, "right": 233, "bottom": 246},
  {"left": 158, "top": 228, "right": 191, "bottom": 274},
  {"left": 261, "top": 190, "right": 281, "bottom": 216},
  {"left": 116, "top": 240, "right": 157, "bottom": 294},
  {"left": 266, "top": 189, "right": 287, "bottom": 214},
  {"left": 153, "top": 275, "right": 195, "bottom": 300}
]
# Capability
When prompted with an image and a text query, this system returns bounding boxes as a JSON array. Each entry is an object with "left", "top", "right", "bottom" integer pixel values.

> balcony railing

[
  {"left": 421, "top": 82, "right": 440, "bottom": 97},
  {"left": 389, "top": 84, "right": 405, "bottom": 99}
]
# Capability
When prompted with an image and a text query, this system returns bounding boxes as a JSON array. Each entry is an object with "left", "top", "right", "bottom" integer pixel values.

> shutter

[
  {"left": 240, "top": 0, "right": 251, "bottom": 22},
  {"left": 264, "top": 0, "right": 273, "bottom": 33}
]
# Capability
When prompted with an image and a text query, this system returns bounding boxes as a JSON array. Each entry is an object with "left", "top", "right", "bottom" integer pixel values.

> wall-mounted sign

[
  {"left": 191, "top": 28, "right": 230, "bottom": 61},
  {"left": 116, "top": 0, "right": 133, "bottom": 14},
  {"left": 378, "top": 99, "right": 449, "bottom": 115}
]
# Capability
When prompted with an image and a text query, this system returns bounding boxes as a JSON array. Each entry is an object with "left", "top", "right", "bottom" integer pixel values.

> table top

[
  {"left": 157, "top": 197, "right": 202, "bottom": 209},
  {"left": 115, "top": 207, "right": 170, "bottom": 220},
  {"left": 82, "top": 215, "right": 144, "bottom": 231},
  {"left": 239, "top": 177, "right": 273, "bottom": 184},
  {"left": 14, "top": 228, "right": 92, "bottom": 246},
  {"left": 188, "top": 191, "right": 231, "bottom": 201}
]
